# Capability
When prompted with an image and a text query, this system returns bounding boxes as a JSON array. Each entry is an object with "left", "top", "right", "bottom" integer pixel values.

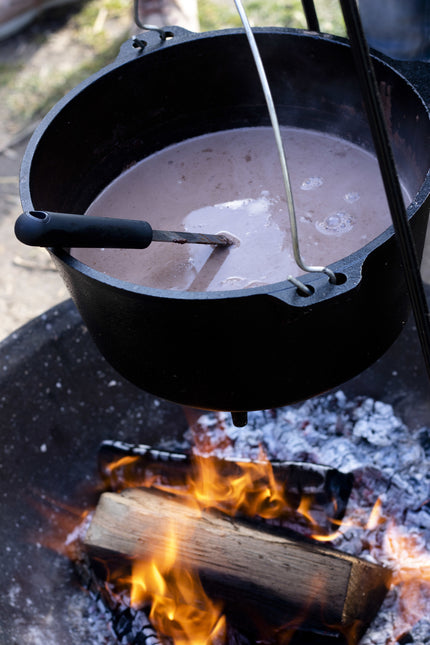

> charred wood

[
  {"left": 97, "top": 440, "right": 353, "bottom": 532},
  {"left": 75, "top": 551, "right": 252, "bottom": 645},
  {"left": 75, "top": 552, "right": 162, "bottom": 645}
]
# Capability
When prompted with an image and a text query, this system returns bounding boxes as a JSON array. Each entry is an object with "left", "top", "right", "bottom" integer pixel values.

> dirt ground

[
  {"left": 0, "top": 138, "right": 69, "bottom": 340},
  {"left": 1, "top": 2, "right": 430, "bottom": 342},
  {"left": 0, "top": 2, "right": 135, "bottom": 340}
]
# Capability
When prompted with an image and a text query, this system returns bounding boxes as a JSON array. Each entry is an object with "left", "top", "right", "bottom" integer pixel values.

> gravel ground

[{"left": 1, "top": 2, "right": 430, "bottom": 342}]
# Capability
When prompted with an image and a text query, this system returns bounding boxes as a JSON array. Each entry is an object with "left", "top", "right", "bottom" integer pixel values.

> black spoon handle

[{"left": 15, "top": 210, "right": 230, "bottom": 248}]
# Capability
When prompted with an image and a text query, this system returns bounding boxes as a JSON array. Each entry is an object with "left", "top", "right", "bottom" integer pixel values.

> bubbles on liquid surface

[
  {"left": 300, "top": 176, "right": 323, "bottom": 191},
  {"left": 344, "top": 191, "right": 360, "bottom": 203},
  {"left": 315, "top": 211, "right": 354, "bottom": 236}
]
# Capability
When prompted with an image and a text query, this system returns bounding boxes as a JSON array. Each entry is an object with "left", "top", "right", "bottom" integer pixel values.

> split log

[
  {"left": 84, "top": 488, "right": 391, "bottom": 641},
  {"left": 98, "top": 440, "right": 353, "bottom": 533}
]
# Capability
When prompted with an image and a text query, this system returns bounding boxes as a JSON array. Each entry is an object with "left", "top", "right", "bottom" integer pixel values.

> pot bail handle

[
  {"left": 133, "top": 0, "right": 170, "bottom": 43},
  {"left": 233, "top": 0, "right": 337, "bottom": 288}
]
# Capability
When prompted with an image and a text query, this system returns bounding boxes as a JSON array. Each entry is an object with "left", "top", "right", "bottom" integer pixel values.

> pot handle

[
  {"left": 15, "top": 211, "right": 153, "bottom": 249},
  {"left": 115, "top": 25, "right": 199, "bottom": 65},
  {"left": 15, "top": 211, "right": 230, "bottom": 249},
  {"left": 268, "top": 265, "right": 363, "bottom": 307}
]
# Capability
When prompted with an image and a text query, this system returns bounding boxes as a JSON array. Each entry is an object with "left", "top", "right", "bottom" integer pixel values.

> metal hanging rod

[
  {"left": 301, "top": 0, "right": 430, "bottom": 380},
  {"left": 301, "top": 0, "right": 320, "bottom": 31}
]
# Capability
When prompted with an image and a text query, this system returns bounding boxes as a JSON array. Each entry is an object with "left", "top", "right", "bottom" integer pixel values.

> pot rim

[{"left": 20, "top": 27, "right": 430, "bottom": 303}]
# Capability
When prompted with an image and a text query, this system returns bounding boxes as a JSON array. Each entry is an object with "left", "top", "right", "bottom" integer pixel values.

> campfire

[{"left": 35, "top": 391, "right": 430, "bottom": 645}]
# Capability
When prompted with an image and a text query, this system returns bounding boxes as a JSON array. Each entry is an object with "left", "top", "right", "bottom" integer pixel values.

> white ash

[
  {"left": 68, "top": 590, "right": 119, "bottom": 645},
  {"left": 7, "top": 585, "right": 118, "bottom": 645},
  {"left": 187, "top": 391, "right": 430, "bottom": 644}
]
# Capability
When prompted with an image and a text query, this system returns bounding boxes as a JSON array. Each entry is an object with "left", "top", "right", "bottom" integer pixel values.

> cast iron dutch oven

[{"left": 19, "top": 27, "right": 430, "bottom": 413}]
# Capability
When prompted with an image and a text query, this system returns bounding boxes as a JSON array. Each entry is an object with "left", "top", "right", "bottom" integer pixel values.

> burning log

[
  {"left": 98, "top": 440, "right": 353, "bottom": 533},
  {"left": 84, "top": 488, "right": 392, "bottom": 641},
  {"left": 76, "top": 550, "right": 252, "bottom": 645}
]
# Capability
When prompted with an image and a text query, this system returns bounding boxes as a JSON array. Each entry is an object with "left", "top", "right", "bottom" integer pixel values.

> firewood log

[
  {"left": 84, "top": 488, "right": 391, "bottom": 641},
  {"left": 97, "top": 440, "right": 353, "bottom": 532}
]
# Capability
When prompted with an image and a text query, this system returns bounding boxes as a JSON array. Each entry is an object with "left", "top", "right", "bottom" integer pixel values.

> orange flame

[
  {"left": 129, "top": 522, "right": 226, "bottom": 645},
  {"left": 105, "top": 447, "right": 323, "bottom": 527},
  {"left": 296, "top": 495, "right": 318, "bottom": 526},
  {"left": 105, "top": 455, "right": 140, "bottom": 473},
  {"left": 186, "top": 452, "right": 289, "bottom": 519},
  {"left": 124, "top": 450, "right": 297, "bottom": 644},
  {"left": 365, "top": 496, "right": 385, "bottom": 530},
  {"left": 311, "top": 496, "right": 385, "bottom": 542},
  {"left": 38, "top": 450, "right": 430, "bottom": 645},
  {"left": 29, "top": 493, "right": 92, "bottom": 559}
]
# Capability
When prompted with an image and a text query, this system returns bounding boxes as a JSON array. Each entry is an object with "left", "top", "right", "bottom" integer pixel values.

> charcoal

[
  {"left": 75, "top": 553, "right": 163, "bottom": 645},
  {"left": 398, "top": 634, "right": 414, "bottom": 644}
]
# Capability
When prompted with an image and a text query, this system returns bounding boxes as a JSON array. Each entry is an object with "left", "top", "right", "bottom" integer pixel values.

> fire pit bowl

[
  {"left": 1, "top": 296, "right": 430, "bottom": 643},
  {"left": 0, "top": 300, "right": 188, "bottom": 644},
  {"left": 19, "top": 27, "right": 430, "bottom": 413}
]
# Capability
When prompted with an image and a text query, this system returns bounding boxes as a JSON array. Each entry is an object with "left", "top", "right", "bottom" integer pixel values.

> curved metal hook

[{"left": 133, "top": 0, "right": 168, "bottom": 41}]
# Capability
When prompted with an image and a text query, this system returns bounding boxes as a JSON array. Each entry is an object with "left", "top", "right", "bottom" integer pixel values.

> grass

[
  {"left": 15, "top": 36, "right": 129, "bottom": 125},
  {"left": 198, "top": 0, "right": 345, "bottom": 34},
  {"left": 0, "top": 0, "right": 344, "bottom": 139},
  {"left": 0, "top": 0, "right": 131, "bottom": 138}
]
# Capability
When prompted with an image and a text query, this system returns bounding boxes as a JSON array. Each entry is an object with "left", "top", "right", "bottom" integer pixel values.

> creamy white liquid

[{"left": 72, "top": 127, "right": 408, "bottom": 291}]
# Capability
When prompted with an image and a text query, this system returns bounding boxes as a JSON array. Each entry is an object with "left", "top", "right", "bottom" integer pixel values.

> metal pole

[{"left": 339, "top": 0, "right": 430, "bottom": 381}]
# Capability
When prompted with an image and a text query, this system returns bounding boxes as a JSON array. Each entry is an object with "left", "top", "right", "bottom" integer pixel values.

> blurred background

[{"left": 0, "top": 0, "right": 427, "bottom": 341}]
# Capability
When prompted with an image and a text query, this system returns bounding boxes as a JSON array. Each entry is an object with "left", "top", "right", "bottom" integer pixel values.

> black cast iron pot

[{"left": 19, "top": 27, "right": 430, "bottom": 414}]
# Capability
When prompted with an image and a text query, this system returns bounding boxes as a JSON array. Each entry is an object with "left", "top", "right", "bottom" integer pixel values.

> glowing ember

[
  {"left": 377, "top": 521, "right": 430, "bottom": 644},
  {"left": 384, "top": 523, "right": 430, "bottom": 585}
]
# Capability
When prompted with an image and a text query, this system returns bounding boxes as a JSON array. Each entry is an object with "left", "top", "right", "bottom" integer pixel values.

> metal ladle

[{"left": 15, "top": 210, "right": 232, "bottom": 249}]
